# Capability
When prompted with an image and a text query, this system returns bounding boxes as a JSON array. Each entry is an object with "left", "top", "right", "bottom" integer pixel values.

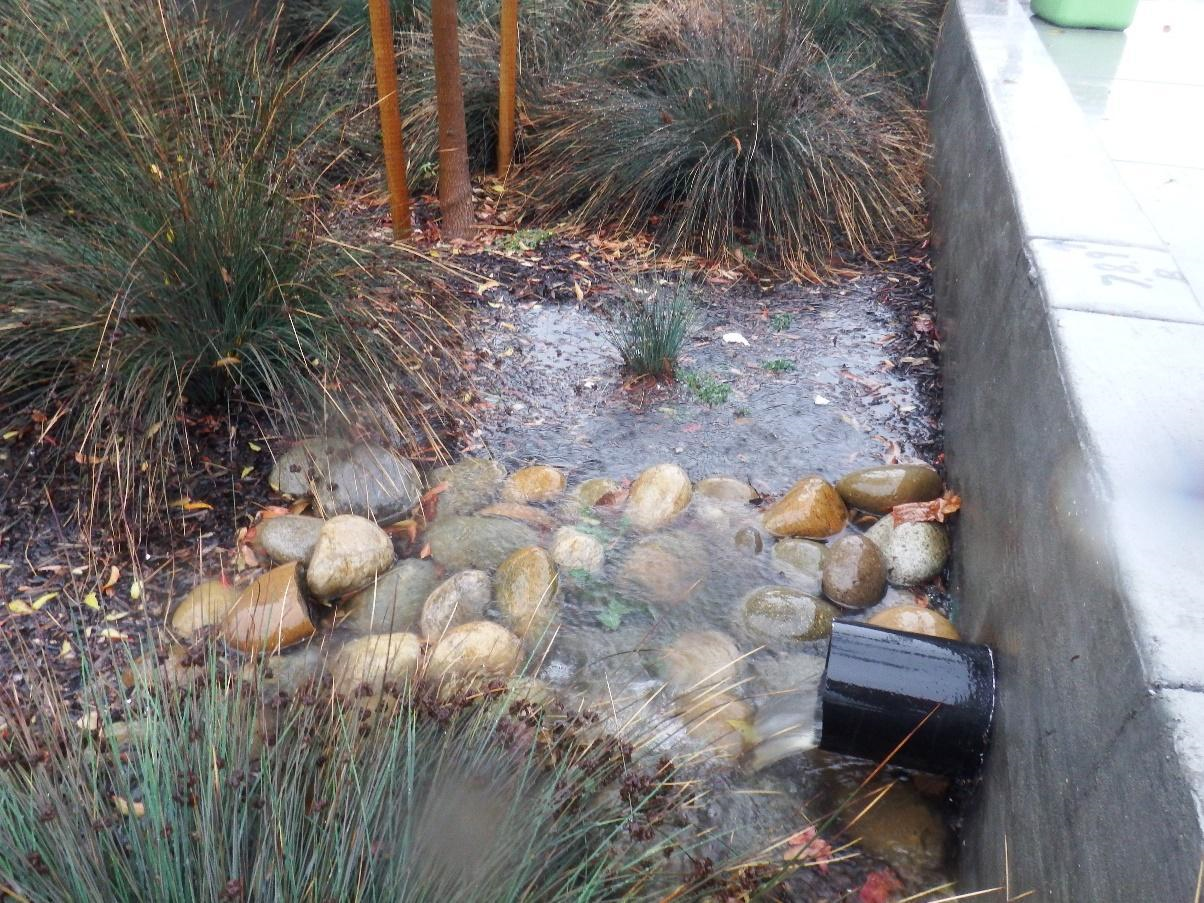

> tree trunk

[
  {"left": 496, "top": 0, "right": 519, "bottom": 179},
  {"left": 430, "top": 0, "right": 474, "bottom": 240},
  {"left": 367, "top": 0, "right": 412, "bottom": 240}
]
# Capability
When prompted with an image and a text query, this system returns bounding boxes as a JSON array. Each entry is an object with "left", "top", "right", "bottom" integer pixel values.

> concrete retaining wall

[{"left": 929, "top": 1, "right": 1204, "bottom": 899}]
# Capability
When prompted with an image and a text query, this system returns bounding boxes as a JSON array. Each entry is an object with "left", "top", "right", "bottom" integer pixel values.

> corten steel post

[
  {"left": 496, "top": 0, "right": 519, "bottom": 179},
  {"left": 430, "top": 0, "right": 474, "bottom": 239},
  {"left": 368, "top": 0, "right": 412, "bottom": 240}
]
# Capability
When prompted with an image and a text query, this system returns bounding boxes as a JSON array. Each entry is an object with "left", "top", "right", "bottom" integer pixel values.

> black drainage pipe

[{"left": 819, "top": 620, "right": 997, "bottom": 779}]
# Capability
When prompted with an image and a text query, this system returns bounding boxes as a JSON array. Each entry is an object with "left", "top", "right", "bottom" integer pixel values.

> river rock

[
  {"left": 549, "top": 526, "right": 605, "bottom": 575},
  {"left": 660, "top": 630, "right": 744, "bottom": 694},
  {"left": 495, "top": 547, "right": 560, "bottom": 644},
  {"left": 835, "top": 464, "right": 943, "bottom": 514},
  {"left": 305, "top": 514, "right": 394, "bottom": 600},
  {"left": 171, "top": 580, "right": 241, "bottom": 637},
  {"left": 821, "top": 534, "right": 887, "bottom": 609},
  {"left": 245, "top": 645, "right": 329, "bottom": 694},
  {"left": 733, "top": 526, "right": 764, "bottom": 555},
  {"left": 840, "top": 780, "right": 947, "bottom": 874},
  {"left": 342, "top": 559, "right": 438, "bottom": 635},
  {"left": 269, "top": 437, "right": 348, "bottom": 497},
  {"left": 574, "top": 477, "right": 621, "bottom": 507},
  {"left": 311, "top": 443, "right": 423, "bottom": 524},
  {"left": 221, "top": 563, "right": 316, "bottom": 653},
  {"left": 695, "top": 476, "right": 758, "bottom": 503},
  {"left": 868, "top": 605, "right": 960, "bottom": 641},
  {"left": 762, "top": 476, "right": 847, "bottom": 538},
  {"left": 626, "top": 463, "right": 693, "bottom": 529},
  {"left": 255, "top": 515, "right": 324, "bottom": 564},
  {"left": 501, "top": 464, "right": 566, "bottom": 503},
  {"left": 425, "top": 621, "right": 523, "bottom": 682},
  {"left": 619, "top": 532, "right": 709, "bottom": 607},
  {"left": 677, "top": 691, "right": 753, "bottom": 760},
  {"left": 419, "top": 570, "right": 491, "bottom": 639},
  {"left": 739, "top": 586, "right": 837, "bottom": 643},
  {"left": 429, "top": 457, "right": 507, "bottom": 518},
  {"left": 865, "top": 517, "right": 950, "bottom": 586},
  {"left": 330, "top": 632, "right": 422, "bottom": 692},
  {"left": 425, "top": 515, "right": 538, "bottom": 571},
  {"left": 477, "top": 502, "right": 558, "bottom": 531}
]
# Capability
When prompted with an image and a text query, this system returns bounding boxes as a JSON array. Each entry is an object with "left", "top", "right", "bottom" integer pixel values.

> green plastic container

[{"left": 1031, "top": 0, "right": 1139, "bottom": 30}]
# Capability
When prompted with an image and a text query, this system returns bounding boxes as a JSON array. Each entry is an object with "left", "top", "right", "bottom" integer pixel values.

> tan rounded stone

[
  {"left": 476, "top": 502, "right": 558, "bottom": 530},
  {"left": 677, "top": 691, "right": 753, "bottom": 760},
  {"left": 868, "top": 605, "right": 961, "bottom": 641},
  {"left": 501, "top": 465, "right": 566, "bottom": 503},
  {"left": 836, "top": 464, "right": 943, "bottom": 514},
  {"left": 170, "top": 580, "right": 241, "bottom": 638},
  {"left": 660, "top": 630, "right": 744, "bottom": 694},
  {"left": 425, "top": 621, "right": 523, "bottom": 682},
  {"left": 619, "top": 534, "right": 709, "bottom": 607},
  {"left": 574, "top": 477, "right": 622, "bottom": 507},
  {"left": 626, "top": 463, "right": 693, "bottom": 529},
  {"left": 695, "top": 476, "right": 758, "bottom": 503},
  {"left": 330, "top": 632, "right": 422, "bottom": 693},
  {"left": 305, "top": 515, "right": 394, "bottom": 600},
  {"left": 419, "top": 570, "right": 491, "bottom": 639},
  {"left": 821, "top": 534, "right": 887, "bottom": 609},
  {"left": 762, "top": 476, "right": 847, "bottom": 538},
  {"left": 495, "top": 547, "right": 560, "bottom": 643},
  {"left": 221, "top": 563, "right": 316, "bottom": 654}
]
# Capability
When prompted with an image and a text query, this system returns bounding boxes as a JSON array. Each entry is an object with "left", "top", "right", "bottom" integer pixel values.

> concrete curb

[{"left": 929, "top": 1, "right": 1204, "bottom": 899}]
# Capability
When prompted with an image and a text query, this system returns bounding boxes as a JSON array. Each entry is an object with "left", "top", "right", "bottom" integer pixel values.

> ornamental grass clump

[
  {"left": 605, "top": 277, "right": 699, "bottom": 379},
  {"left": 0, "top": 1, "right": 463, "bottom": 526},
  {"left": 523, "top": 1, "right": 931, "bottom": 276},
  {"left": 0, "top": 646, "right": 717, "bottom": 901}
]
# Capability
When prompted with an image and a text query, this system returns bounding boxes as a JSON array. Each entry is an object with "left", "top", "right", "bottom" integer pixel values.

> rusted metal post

[
  {"left": 496, "top": 0, "right": 519, "bottom": 179},
  {"left": 367, "top": 0, "right": 412, "bottom": 239}
]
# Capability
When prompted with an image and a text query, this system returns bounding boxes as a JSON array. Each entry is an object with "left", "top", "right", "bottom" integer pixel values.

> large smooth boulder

[
  {"left": 835, "top": 464, "right": 943, "bottom": 514},
  {"left": 305, "top": 515, "right": 394, "bottom": 600},
  {"left": 865, "top": 516, "right": 950, "bottom": 586},
  {"left": 761, "top": 476, "right": 847, "bottom": 538},
  {"left": 428, "top": 457, "right": 507, "bottom": 518},
  {"left": 221, "top": 563, "right": 316, "bottom": 653},
  {"left": 312, "top": 443, "right": 423, "bottom": 524},
  {"left": 342, "top": 559, "right": 438, "bottom": 635},
  {"left": 501, "top": 464, "right": 566, "bottom": 503},
  {"left": 625, "top": 463, "right": 693, "bottom": 530},
  {"left": 424, "top": 515, "right": 538, "bottom": 571},
  {"left": 425, "top": 621, "right": 523, "bottom": 682},
  {"left": 255, "top": 515, "right": 324, "bottom": 565},
  {"left": 171, "top": 580, "right": 241, "bottom": 638},
  {"left": 419, "top": 570, "right": 491, "bottom": 639},
  {"left": 821, "top": 534, "right": 887, "bottom": 609},
  {"left": 495, "top": 547, "right": 560, "bottom": 644},
  {"left": 269, "top": 437, "right": 348, "bottom": 497}
]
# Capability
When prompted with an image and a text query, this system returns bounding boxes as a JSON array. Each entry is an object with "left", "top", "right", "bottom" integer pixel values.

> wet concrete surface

[{"left": 464, "top": 262, "right": 942, "bottom": 491}]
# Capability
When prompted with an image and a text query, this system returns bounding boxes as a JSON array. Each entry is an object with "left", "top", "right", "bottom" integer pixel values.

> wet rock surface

[
  {"left": 821, "top": 534, "right": 888, "bottom": 609},
  {"left": 625, "top": 462, "right": 693, "bottom": 529},
  {"left": 425, "top": 515, "right": 539, "bottom": 571},
  {"left": 419, "top": 570, "right": 491, "bottom": 639},
  {"left": 170, "top": 580, "right": 241, "bottom": 638},
  {"left": 740, "top": 585, "right": 838, "bottom": 643},
  {"left": 836, "top": 463, "right": 944, "bottom": 513},
  {"left": 255, "top": 515, "right": 324, "bottom": 565},
  {"left": 762, "top": 476, "right": 848, "bottom": 538},
  {"left": 221, "top": 563, "right": 316, "bottom": 653},
  {"left": 868, "top": 604, "right": 960, "bottom": 640},
  {"left": 306, "top": 515, "right": 394, "bottom": 600},
  {"left": 429, "top": 457, "right": 507, "bottom": 517},
  {"left": 865, "top": 517, "right": 950, "bottom": 586},
  {"left": 342, "top": 559, "right": 438, "bottom": 635}
]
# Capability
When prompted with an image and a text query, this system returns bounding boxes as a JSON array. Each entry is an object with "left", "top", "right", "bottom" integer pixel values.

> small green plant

[
  {"left": 771, "top": 312, "right": 793, "bottom": 332},
  {"left": 596, "top": 596, "right": 640, "bottom": 630},
  {"left": 500, "top": 227, "right": 554, "bottom": 252},
  {"left": 683, "top": 371, "right": 732, "bottom": 406},
  {"left": 605, "top": 277, "right": 699, "bottom": 379},
  {"left": 763, "top": 359, "right": 796, "bottom": 373}
]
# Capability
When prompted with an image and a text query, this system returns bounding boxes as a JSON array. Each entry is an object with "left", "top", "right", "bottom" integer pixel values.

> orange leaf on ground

[
  {"left": 421, "top": 482, "right": 449, "bottom": 522},
  {"left": 782, "top": 826, "right": 834, "bottom": 874},
  {"left": 259, "top": 506, "right": 292, "bottom": 521},
  {"left": 858, "top": 868, "right": 904, "bottom": 903},
  {"left": 419, "top": 543, "right": 431, "bottom": 559},
  {"left": 892, "top": 490, "right": 962, "bottom": 526}
]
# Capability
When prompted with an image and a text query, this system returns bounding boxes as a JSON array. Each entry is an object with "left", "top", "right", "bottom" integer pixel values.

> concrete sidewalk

[{"left": 929, "top": 0, "right": 1204, "bottom": 899}]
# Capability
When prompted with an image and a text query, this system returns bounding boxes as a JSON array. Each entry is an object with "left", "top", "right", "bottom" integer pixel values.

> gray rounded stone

[
  {"left": 739, "top": 586, "right": 837, "bottom": 643},
  {"left": 312, "top": 443, "right": 423, "bottom": 525},
  {"left": 424, "top": 515, "right": 539, "bottom": 572},
  {"left": 865, "top": 517, "right": 950, "bottom": 586},
  {"left": 256, "top": 515, "right": 324, "bottom": 564},
  {"left": 821, "top": 534, "right": 888, "bottom": 609},
  {"left": 343, "top": 559, "right": 439, "bottom": 635},
  {"left": 306, "top": 515, "right": 394, "bottom": 600},
  {"left": 429, "top": 457, "right": 507, "bottom": 518},
  {"left": 419, "top": 570, "right": 492, "bottom": 639}
]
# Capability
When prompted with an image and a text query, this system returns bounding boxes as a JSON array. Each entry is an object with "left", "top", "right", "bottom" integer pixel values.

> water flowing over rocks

[
  {"left": 305, "top": 515, "right": 394, "bottom": 600},
  {"left": 761, "top": 476, "right": 847, "bottom": 538},
  {"left": 739, "top": 586, "right": 838, "bottom": 643},
  {"left": 821, "top": 534, "right": 888, "bottom": 609},
  {"left": 695, "top": 476, "right": 759, "bottom": 503},
  {"left": 573, "top": 477, "right": 621, "bottom": 507},
  {"left": 660, "top": 630, "right": 744, "bottom": 694},
  {"left": 549, "top": 526, "right": 605, "bottom": 575},
  {"left": 429, "top": 457, "right": 507, "bottom": 517},
  {"left": 501, "top": 464, "right": 566, "bottom": 503},
  {"left": 835, "top": 464, "right": 944, "bottom": 513},
  {"left": 619, "top": 532, "right": 709, "bottom": 607},
  {"left": 419, "top": 570, "right": 492, "bottom": 639},
  {"left": 425, "top": 515, "right": 538, "bottom": 571},
  {"left": 342, "top": 559, "right": 438, "bottom": 635},
  {"left": 494, "top": 547, "right": 560, "bottom": 644},
  {"left": 255, "top": 515, "right": 324, "bottom": 565},
  {"left": 625, "top": 462, "right": 693, "bottom": 530}
]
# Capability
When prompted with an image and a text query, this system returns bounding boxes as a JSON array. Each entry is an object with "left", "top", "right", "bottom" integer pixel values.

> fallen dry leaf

[
  {"left": 782, "top": 826, "right": 834, "bottom": 874},
  {"left": 892, "top": 490, "right": 962, "bottom": 526},
  {"left": 101, "top": 565, "right": 120, "bottom": 592},
  {"left": 858, "top": 868, "right": 904, "bottom": 903},
  {"left": 420, "top": 482, "right": 449, "bottom": 522}
]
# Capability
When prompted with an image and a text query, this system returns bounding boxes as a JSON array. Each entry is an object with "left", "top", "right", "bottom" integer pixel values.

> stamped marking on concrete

[{"left": 1031, "top": 238, "right": 1204, "bottom": 324}]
